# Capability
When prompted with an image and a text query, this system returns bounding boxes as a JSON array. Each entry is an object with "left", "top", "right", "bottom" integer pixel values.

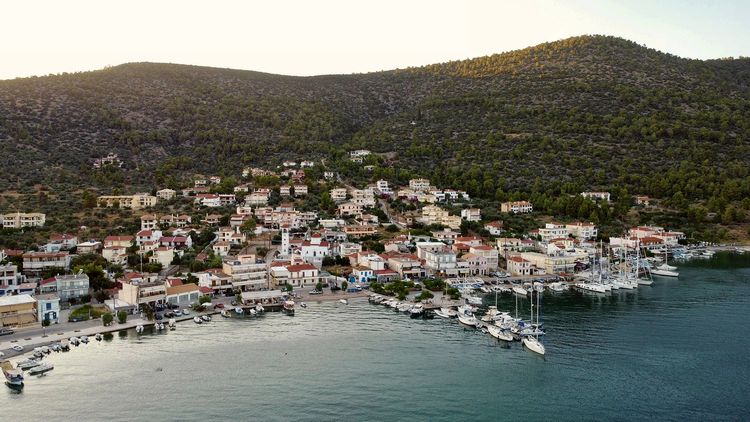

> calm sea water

[{"left": 3, "top": 253, "right": 749, "bottom": 421}]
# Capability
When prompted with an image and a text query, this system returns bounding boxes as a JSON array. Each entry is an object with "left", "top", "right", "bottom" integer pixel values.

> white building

[
  {"left": 581, "top": 191, "right": 611, "bottom": 202},
  {"left": 409, "top": 178, "right": 431, "bottom": 192},
  {"left": 36, "top": 293, "right": 60, "bottom": 324},
  {"left": 500, "top": 201, "right": 533, "bottom": 214},
  {"left": 461, "top": 208, "right": 481, "bottom": 222},
  {"left": 1, "top": 212, "right": 46, "bottom": 228}
]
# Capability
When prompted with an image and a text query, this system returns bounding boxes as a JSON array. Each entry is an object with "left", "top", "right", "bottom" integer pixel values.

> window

[{"left": 46, "top": 303, "right": 51, "bottom": 310}]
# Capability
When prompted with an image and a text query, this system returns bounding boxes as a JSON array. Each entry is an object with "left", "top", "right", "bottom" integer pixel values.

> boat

[
  {"left": 193, "top": 316, "right": 202, "bottom": 324},
  {"left": 512, "top": 286, "right": 528, "bottom": 297},
  {"left": 300, "top": 302, "right": 307, "bottom": 308},
  {"left": 95, "top": 333, "right": 103, "bottom": 341},
  {"left": 465, "top": 295, "right": 483, "bottom": 306},
  {"left": 650, "top": 268, "right": 679, "bottom": 277},
  {"left": 657, "top": 263, "right": 677, "bottom": 271},
  {"left": 168, "top": 318, "right": 177, "bottom": 327},
  {"left": 28, "top": 363, "right": 54, "bottom": 376},
  {"left": 16, "top": 358, "right": 41, "bottom": 371},
  {"left": 255, "top": 305, "right": 265, "bottom": 313},
  {"left": 220, "top": 310, "right": 229, "bottom": 318},
  {"left": 522, "top": 336, "right": 546, "bottom": 355},
  {"left": 80, "top": 335, "right": 89, "bottom": 343},
  {"left": 41, "top": 346, "right": 51, "bottom": 354},
  {"left": 2, "top": 361, "right": 24, "bottom": 389},
  {"left": 409, "top": 304, "right": 425, "bottom": 318},
  {"left": 487, "top": 325, "right": 514, "bottom": 342},
  {"left": 60, "top": 340, "right": 70, "bottom": 351},
  {"left": 457, "top": 313, "right": 478, "bottom": 327},
  {"left": 339, "top": 299, "right": 348, "bottom": 305},
  {"left": 50, "top": 343, "right": 62, "bottom": 352},
  {"left": 481, "top": 306, "right": 500, "bottom": 322},
  {"left": 249, "top": 309, "right": 257, "bottom": 316},
  {"left": 434, "top": 308, "right": 453, "bottom": 319},
  {"left": 283, "top": 300, "right": 295, "bottom": 315},
  {"left": 637, "top": 278, "right": 654, "bottom": 285},
  {"left": 201, "top": 315, "right": 211, "bottom": 322},
  {"left": 547, "top": 282, "right": 568, "bottom": 293},
  {"left": 69, "top": 336, "right": 80, "bottom": 346},
  {"left": 235, "top": 307, "right": 244, "bottom": 315},
  {"left": 397, "top": 303, "right": 412, "bottom": 313},
  {"left": 575, "top": 282, "right": 607, "bottom": 293},
  {"left": 135, "top": 325, "right": 144, "bottom": 333}
]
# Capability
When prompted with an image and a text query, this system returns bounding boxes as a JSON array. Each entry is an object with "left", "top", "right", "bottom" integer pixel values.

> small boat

[
  {"left": 339, "top": 299, "right": 348, "bottom": 305},
  {"left": 28, "top": 363, "right": 54, "bottom": 376},
  {"left": 481, "top": 306, "right": 500, "bottom": 322},
  {"left": 282, "top": 300, "right": 295, "bottom": 315},
  {"left": 2, "top": 361, "right": 24, "bottom": 389},
  {"left": 41, "top": 346, "right": 51, "bottom": 354},
  {"left": 50, "top": 343, "right": 62, "bottom": 352},
  {"left": 457, "top": 313, "right": 478, "bottom": 327},
  {"left": 575, "top": 282, "right": 607, "bottom": 293},
  {"left": 512, "top": 286, "right": 528, "bottom": 297},
  {"left": 16, "top": 359, "right": 41, "bottom": 371},
  {"left": 522, "top": 336, "right": 546, "bottom": 355},
  {"left": 255, "top": 305, "right": 264, "bottom": 313},
  {"left": 300, "top": 302, "right": 307, "bottom": 308},
  {"left": 248, "top": 308, "right": 256, "bottom": 316},
  {"left": 201, "top": 315, "right": 211, "bottom": 322},
  {"left": 69, "top": 336, "right": 80, "bottom": 346},
  {"left": 409, "top": 304, "right": 425, "bottom": 318},
  {"left": 193, "top": 316, "right": 202, "bottom": 324},
  {"left": 651, "top": 268, "right": 679, "bottom": 277},
  {"left": 434, "top": 307, "right": 457, "bottom": 319},
  {"left": 547, "top": 282, "right": 568, "bottom": 293},
  {"left": 637, "top": 278, "right": 654, "bottom": 286},
  {"left": 80, "top": 335, "right": 89, "bottom": 343},
  {"left": 397, "top": 303, "right": 412, "bottom": 313},
  {"left": 234, "top": 307, "right": 244, "bottom": 315},
  {"left": 60, "top": 340, "right": 70, "bottom": 351},
  {"left": 487, "top": 325, "right": 514, "bottom": 342},
  {"left": 135, "top": 325, "right": 144, "bottom": 333},
  {"left": 220, "top": 310, "right": 229, "bottom": 318},
  {"left": 657, "top": 263, "right": 677, "bottom": 271}
]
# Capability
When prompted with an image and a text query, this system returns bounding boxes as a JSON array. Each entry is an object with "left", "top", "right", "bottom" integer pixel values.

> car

[
  {"left": 173, "top": 310, "right": 182, "bottom": 316},
  {"left": 164, "top": 311, "right": 175, "bottom": 318},
  {"left": 0, "top": 328, "right": 15, "bottom": 336},
  {"left": 309, "top": 290, "right": 322, "bottom": 295},
  {"left": 214, "top": 303, "right": 225, "bottom": 309},
  {"left": 182, "top": 309, "right": 190, "bottom": 315},
  {"left": 11, "top": 345, "right": 24, "bottom": 352},
  {"left": 155, "top": 313, "right": 164, "bottom": 321},
  {"left": 0, "top": 351, "right": 5, "bottom": 357}
]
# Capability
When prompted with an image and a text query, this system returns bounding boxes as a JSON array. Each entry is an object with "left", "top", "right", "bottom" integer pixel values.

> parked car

[
  {"left": 0, "top": 328, "right": 15, "bottom": 336},
  {"left": 214, "top": 303, "right": 225, "bottom": 309},
  {"left": 173, "top": 310, "right": 182, "bottom": 317},
  {"left": 309, "top": 289, "right": 323, "bottom": 295},
  {"left": 12, "top": 345, "right": 24, "bottom": 352}
]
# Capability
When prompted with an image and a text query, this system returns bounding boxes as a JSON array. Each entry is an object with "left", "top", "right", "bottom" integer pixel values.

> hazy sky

[{"left": 2, "top": 0, "right": 749, "bottom": 80}]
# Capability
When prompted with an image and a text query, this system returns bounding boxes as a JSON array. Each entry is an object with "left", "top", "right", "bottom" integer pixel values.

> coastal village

[{"left": 0, "top": 150, "right": 744, "bottom": 378}]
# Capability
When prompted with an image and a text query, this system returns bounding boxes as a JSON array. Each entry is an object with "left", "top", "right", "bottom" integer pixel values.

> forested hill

[{"left": 1, "top": 35, "right": 750, "bottom": 206}]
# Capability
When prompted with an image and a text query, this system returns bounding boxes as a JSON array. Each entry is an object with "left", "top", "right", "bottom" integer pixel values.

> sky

[{"left": 2, "top": 0, "right": 749, "bottom": 80}]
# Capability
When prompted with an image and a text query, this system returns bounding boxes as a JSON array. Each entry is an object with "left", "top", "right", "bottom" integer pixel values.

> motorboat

[
  {"left": 41, "top": 346, "right": 51, "bottom": 354},
  {"left": 637, "top": 278, "right": 654, "bottom": 285},
  {"left": 487, "top": 325, "right": 514, "bottom": 342},
  {"left": 465, "top": 295, "right": 483, "bottom": 306},
  {"left": 457, "top": 313, "right": 478, "bottom": 327},
  {"left": 339, "top": 299, "right": 348, "bottom": 305},
  {"left": 201, "top": 315, "right": 211, "bottom": 322},
  {"left": 16, "top": 358, "right": 41, "bottom": 371},
  {"left": 409, "top": 304, "right": 425, "bottom": 318},
  {"left": 282, "top": 300, "right": 295, "bottom": 315},
  {"left": 512, "top": 286, "right": 528, "bottom": 297},
  {"left": 69, "top": 336, "right": 80, "bottom": 346},
  {"left": 255, "top": 305, "right": 265, "bottom": 313},
  {"left": 2, "top": 361, "right": 24, "bottom": 389},
  {"left": 95, "top": 333, "right": 103, "bottom": 341},
  {"left": 168, "top": 318, "right": 177, "bottom": 327},
  {"left": 651, "top": 268, "right": 679, "bottom": 277},
  {"left": 249, "top": 309, "right": 257, "bottom": 316},
  {"left": 220, "top": 310, "right": 229, "bottom": 318},
  {"left": 434, "top": 308, "right": 452, "bottom": 319},
  {"left": 457, "top": 304, "right": 477, "bottom": 315},
  {"left": 193, "top": 316, "right": 202, "bottom": 324},
  {"left": 235, "top": 307, "right": 244, "bottom": 315},
  {"left": 397, "top": 303, "right": 412, "bottom": 313},
  {"left": 300, "top": 302, "right": 307, "bottom": 308},
  {"left": 547, "top": 282, "right": 568, "bottom": 293},
  {"left": 80, "top": 335, "right": 89, "bottom": 343},
  {"left": 135, "top": 325, "right": 144, "bottom": 333},
  {"left": 481, "top": 306, "right": 500, "bottom": 322},
  {"left": 50, "top": 343, "right": 62, "bottom": 352},
  {"left": 60, "top": 340, "right": 70, "bottom": 351},
  {"left": 575, "top": 282, "right": 607, "bottom": 293},
  {"left": 28, "top": 363, "right": 54, "bottom": 376},
  {"left": 522, "top": 336, "right": 546, "bottom": 355}
]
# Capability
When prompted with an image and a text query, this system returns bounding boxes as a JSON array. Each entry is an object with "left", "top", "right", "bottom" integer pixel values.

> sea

[{"left": 3, "top": 252, "right": 749, "bottom": 421}]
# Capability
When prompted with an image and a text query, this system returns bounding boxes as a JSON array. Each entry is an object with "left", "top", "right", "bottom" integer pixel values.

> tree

[
  {"left": 198, "top": 295, "right": 211, "bottom": 304},
  {"left": 284, "top": 283, "right": 293, "bottom": 292},
  {"left": 42, "top": 319, "right": 51, "bottom": 327},
  {"left": 315, "top": 281, "right": 323, "bottom": 291},
  {"left": 341, "top": 281, "right": 348, "bottom": 291},
  {"left": 102, "top": 312, "right": 113, "bottom": 326},
  {"left": 117, "top": 310, "right": 127, "bottom": 324},
  {"left": 240, "top": 218, "right": 257, "bottom": 236},
  {"left": 94, "top": 290, "right": 110, "bottom": 303}
]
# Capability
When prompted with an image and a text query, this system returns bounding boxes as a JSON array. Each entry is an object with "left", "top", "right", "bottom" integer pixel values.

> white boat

[
  {"left": 657, "top": 263, "right": 677, "bottom": 271},
  {"left": 193, "top": 316, "right": 202, "bottom": 324},
  {"left": 16, "top": 359, "right": 41, "bottom": 371},
  {"left": 651, "top": 267, "right": 679, "bottom": 277},
  {"left": 457, "top": 313, "right": 478, "bottom": 327},
  {"left": 487, "top": 325, "right": 514, "bottom": 342},
  {"left": 80, "top": 335, "right": 89, "bottom": 343},
  {"left": 41, "top": 346, "right": 51, "bottom": 354},
  {"left": 575, "top": 282, "right": 607, "bottom": 293},
  {"left": 282, "top": 300, "right": 295, "bottom": 315},
  {"left": 300, "top": 302, "right": 307, "bottom": 308},
  {"left": 255, "top": 305, "right": 265, "bottom": 313},
  {"left": 201, "top": 315, "right": 211, "bottom": 322},
  {"left": 434, "top": 309, "right": 452, "bottom": 319},
  {"left": 512, "top": 286, "right": 528, "bottom": 297},
  {"left": 235, "top": 307, "right": 244, "bottom": 314},
  {"left": 220, "top": 310, "right": 229, "bottom": 318},
  {"left": 481, "top": 306, "right": 500, "bottom": 322},
  {"left": 339, "top": 299, "right": 348, "bottom": 305},
  {"left": 95, "top": 333, "right": 103, "bottom": 341},
  {"left": 28, "top": 363, "right": 54, "bottom": 376},
  {"left": 60, "top": 340, "right": 69, "bottom": 351},
  {"left": 547, "top": 282, "right": 568, "bottom": 293},
  {"left": 397, "top": 303, "right": 412, "bottom": 313},
  {"left": 168, "top": 318, "right": 177, "bottom": 327},
  {"left": 637, "top": 278, "right": 654, "bottom": 285},
  {"left": 135, "top": 325, "right": 144, "bottom": 333},
  {"left": 249, "top": 309, "right": 257, "bottom": 316},
  {"left": 2, "top": 361, "right": 24, "bottom": 388},
  {"left": 522, "top": 336, "right": 546, "bottom": 355},
  {"left": 50, "top": 343, "right": 62, "bottom": 351},
  {"left": 465, "top": 296, "right": 483, "bottom": 306},
  {"left": 409, "top": 304, "right": 425, "bottom": 318},
  {"left": 69, "top": 336, "right": 80, "bottom": 345}
]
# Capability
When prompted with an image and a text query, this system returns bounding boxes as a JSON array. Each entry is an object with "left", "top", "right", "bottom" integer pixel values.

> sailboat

[{"left": 522, "top": 291, "right": 546, "bottom": 355}]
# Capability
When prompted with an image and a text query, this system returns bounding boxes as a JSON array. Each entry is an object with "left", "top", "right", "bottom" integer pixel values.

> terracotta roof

[
  {"left": 105, "top": 236, "right": 134, "bottom": 242},
  {"left": 287, "top": 264, "right": 317, "bottom": 272},
  {"left": 199, "top": 286, "right": 213, "bottom": 294},
  {"left": 471, "top": 245, "right": 494, "bottom": 251},
  {"left": 166, "top": 284, "right": 200, "bottom": 296}
]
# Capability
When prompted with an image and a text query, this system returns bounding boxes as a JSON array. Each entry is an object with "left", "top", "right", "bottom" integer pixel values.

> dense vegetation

[{"left": 1, "top": 35, "right": 749, "bottom": 233}]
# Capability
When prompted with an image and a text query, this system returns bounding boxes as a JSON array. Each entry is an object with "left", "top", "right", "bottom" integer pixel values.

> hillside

[{"left": 1, "top": 35, "right": 749, "bottom": 209}]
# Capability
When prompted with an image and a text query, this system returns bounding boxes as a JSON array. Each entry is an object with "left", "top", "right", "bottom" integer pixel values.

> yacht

[
  {"left": 657, "top": 263, "right": 677, "bottom": 271},
  {"left": 512, "top": 286, "right": 528, "bottom": 297},
  {"left": 575, "top": 282, "right": 607, "bottom": 293},
  {"left": 457, "top": 313, "right": 478, "bottom": 327},
  {"left": 637, "top": 278, "right": 654, "bottom": 285},
  {"left": 28, "top": 363, "right": 54, "bottom": 376},
  {"left": 487, "top": 325, "right": 514, "bottom": 342},
  {"left": 481, "top": 306, "right": 500, "bottom": 322},
  {"left": 522, "top": 336, "right": 546, "bottom": 355},
  {"left": 650, "top": 268, "right": 679, "bottom": 277},
  {"left": 2, "top": 361, "right": 24, "bottom": 389},
  {"left": 465, "top": 295, "right": 483, "bottom": 306}
]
